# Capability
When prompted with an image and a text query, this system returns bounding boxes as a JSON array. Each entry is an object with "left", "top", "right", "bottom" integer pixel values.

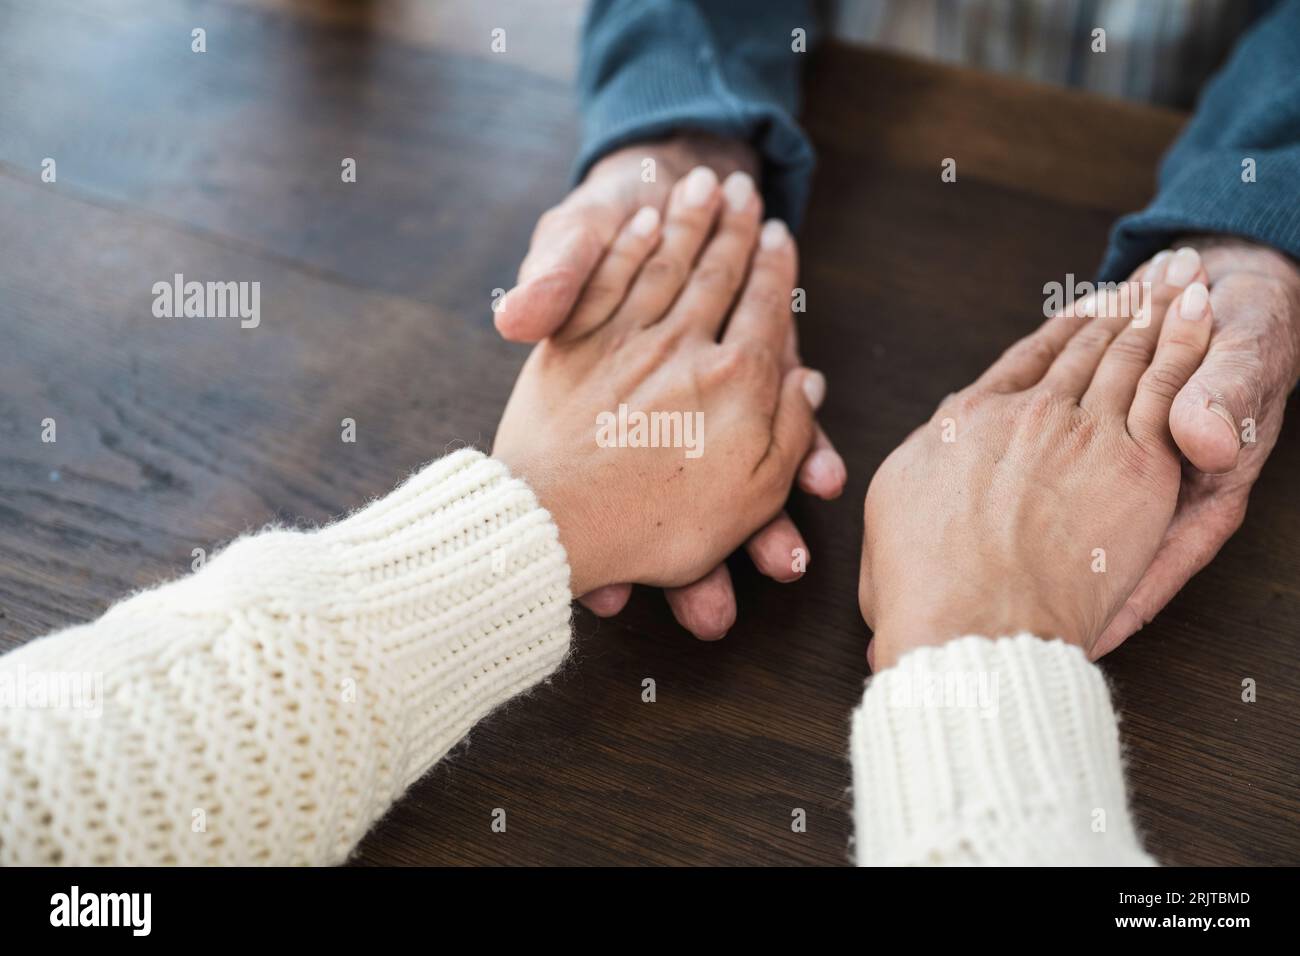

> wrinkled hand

[
  {"left": 496, "top": 133, "right": 758, "bottom": 343},
  {"left": 861, "top": 268, "right": 1214, "bottom": 669},
  {"left": 493, "top": 186, "right": 822, "bottom": 599},
  {"left": 1094, "top": 239, "right": 1300, "bottom": 656},
  {"left": 498, "top": 133, "right": 845, "bottom": 638}
]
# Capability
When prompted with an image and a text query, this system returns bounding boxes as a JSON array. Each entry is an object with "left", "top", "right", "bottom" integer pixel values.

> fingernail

[
  {"left": 802, "top": 370, "right": 826, "bottom": 409},
  {"left": 805, "top": 448, "right": 846, "bottom": 491},
  {"left": 760, "top": 219, "right": 789, "bottom": 250},
  {"left": 1111, "top": 605, "right": 1145, "bottom": 641},
  {"left": 629, "top": 205, "right": 659, "bottom": 237},
  {"left": 682, "top": 166, "right": 718, "bottom": 207},
  {"left": 1165, "top": 246, "right": 1200, "bottom": 287},
  {"left": 722, "top": 171, "right": 755, "bottom": 212},
  {"left": 1180, "top": 281, "right": 1208, "bottom": 321},
  {"left": 1207, "top": 401, "right": 1239, "bottom": 440},
  {"left": 1143, "top": 250, "right": 1171, "bottom": 283}
]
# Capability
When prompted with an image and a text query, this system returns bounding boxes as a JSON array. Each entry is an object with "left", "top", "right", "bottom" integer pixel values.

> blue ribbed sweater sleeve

[
  {"left": 576, "top": 0, "right": 817, "bottom": 228},
  {"left": 1099, "top": 0, "right": 1300, "bottom": 280}
]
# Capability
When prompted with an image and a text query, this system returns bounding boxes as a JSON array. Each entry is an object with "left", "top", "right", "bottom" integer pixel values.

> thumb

[
  {"left": 578, "top": 583, "right": 633, "bottom": 617},
  {"left": 497, "top": 199, "right": 625, "bottom": 343},
  {"left": 1169, "top": 341, "right": 1258, "bottom": 474}
]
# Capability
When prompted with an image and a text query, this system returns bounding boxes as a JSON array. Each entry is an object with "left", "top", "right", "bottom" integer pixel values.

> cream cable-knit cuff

[
  {"left": 850, "top": 635, "right": 1154, "bottom": 866},
  {"left": 0, "top": 448, "right": 572, "bottom": 865}
]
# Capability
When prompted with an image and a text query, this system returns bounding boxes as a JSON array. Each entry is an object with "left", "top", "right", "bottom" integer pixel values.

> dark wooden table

[{"left": 2, "top": 0, "right": 1297, "bottom": 866}]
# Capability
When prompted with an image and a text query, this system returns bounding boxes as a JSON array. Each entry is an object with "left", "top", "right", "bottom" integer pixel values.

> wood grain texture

[{"left": 0, "top": 0, "right": 1295, "bottom": 866}]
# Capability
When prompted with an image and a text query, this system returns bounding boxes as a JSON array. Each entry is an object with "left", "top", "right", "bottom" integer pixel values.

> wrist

[
  {"left": 494, "top": 455, "right": 613, "bottom": 597},
  {"left": 592, "top": 132, "right": 760, "bottom": 187},
  {"left": 662, "top": 130, "right": 761, "bottom": 180},
  {"left": 871, "top": 604, "right": 1075, "bottom": 671},
  {"left": 550, "top": 504, "right": 609, "bottom": 598}
]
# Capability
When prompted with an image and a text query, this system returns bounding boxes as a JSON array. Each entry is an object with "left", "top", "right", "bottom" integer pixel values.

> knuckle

[
  {"left": 628, "top": 324, "right": 682, "bottom": 372},
  {"left": 1139, "top": 362, "right": 1187, "bottom": 402},
  {"left": 714, "top": 341, "right": 775, "bottom": 380},
  {"left": 744, "top": 283, "right": 787, "bottom": 316},
  {"left": 1008, "top": 335, "right": 1058, "bottom": 369},
  {"left": 935, "top": 386, "right": 980, "bottom": 421},
  {"left": 692, "top": 260, "right": 741, "bottom": 293},
  {"left": 641, "top": 255, "right": 685, "bottom": 288},
  {"left": 1070, "top": 324, "right": 1116, "bottom": 353},
  {"left": 1117, "top": 436, "right": 1165, "bottom": 481},
  {"left": 1260, "top": 275, "right": 1296, "bottom": 319},
  {"left": 572, "top": 224, "right": 607, "bottom": 263},
  {"left": 1105, "top": 333, "right": 1155, "bottom": 367},
  {"left": 1019, "top": 387, "right": 1063, "bottom": 426},
  {"left": 1066, "top": 407, "right": 1100, "bottom": 444},
  {"left": 580, "top": 275, "right": 626, "bottom": 306},
  {"left": 533, "top": 205, "right": 574, "bottom": 238}
]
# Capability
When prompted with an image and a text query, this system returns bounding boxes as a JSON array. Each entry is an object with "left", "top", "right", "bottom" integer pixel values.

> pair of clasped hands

[{"left": 492, "top": 135, "right": 1298, "bottom": 670}]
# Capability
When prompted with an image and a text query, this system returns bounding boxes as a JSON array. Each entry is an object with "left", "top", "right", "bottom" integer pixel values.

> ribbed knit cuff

[
  {"left": 576, "top": 47, "right": 817, "bottom": 228},
  {"left": 1097, "top": 0, "right": 1300, "bottom": 282},
  {"left": 1099, "top": 144, "right": 1300, "bottom": 281},
  {"left": 576, "top": 0, "right": 817, "bottom": 228},
  {"left": 850, "top": 635, "right": 1154, "bottom": 866},
  {"left": 316, "top": 448, "right": 574, "bottom": 791},
  {"left": 0, "top": 449, "right": 573, "bottom": 865}
]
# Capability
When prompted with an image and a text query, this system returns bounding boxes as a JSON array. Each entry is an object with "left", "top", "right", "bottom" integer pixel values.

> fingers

[
  {"left": 555, "top": 206, "right": 662, "bottom": 342},
  {"left": 971, "top": 278, "right": 1146, "bottom": 394},
  {"left": 499, "top": 196, "right": 625, "bottom": 342},
  {"left": 606, "top": 166, "right": 723, "bottom": 332},
  {"left": 777, "top": 322, "right": 847, "bottom": 500},
  {"left": 1081, "top": 247, "right": 1208, "bottom": 415},
  {"left": 721, "top": 219, "right": 797, "bottom": 353},
  {"left": 762, "top": 367, "right": 822, "bottom": 483},
  {"left": 1127, "top": 282, "right": 1214, "bottom": 446},
  {"left": 797, "top": 424, "right": 847, "bottom": 499},
  {"left": 1035, "top": 290, "right": 1141, "bottom": 397},
  {"left": 1090, "top": 490, "right": 1246, "bottom": 660},
  {"left": 641, "top": 514, "right": 810, "bottom": 640},
  {"left": 579, "top": 583, "right": 633, "bottom": 617},
  {"left": 664, "top": 563, "right": 736, "bottom": 640},
  {"left": 973, "top": 303, "right": 1093, "bottom": 394},
  {"left": 1169, "top": 279, "right": 1263, "bottom": 472},
  {"left": 666, "top": 513, "right": 809, "bottom": 640},
  {"left": 745, "top": 512, "right": 808, "bottom": 583},
  {"left": 662, "top": 172, "right": 763, "bottom": 339}
]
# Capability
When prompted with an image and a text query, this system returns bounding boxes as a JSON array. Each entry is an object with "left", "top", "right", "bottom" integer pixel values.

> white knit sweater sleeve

[
  {"left": 850, "top": 634, "right": 1154, "bottom": 865},
  {"left": 0, "top": 449, "right": 573, "bottom": 865}
]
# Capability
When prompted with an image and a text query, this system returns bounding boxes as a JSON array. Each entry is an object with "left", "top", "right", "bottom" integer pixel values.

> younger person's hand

[
  {"left": 497, "top": 136, "right": 846, "bottom": 638},
  {"left": 860, "top": 268, "right": 1213, "bottom": 669},
  {"left": 493, "top": 188, "right": 823, "bottom": 599}
]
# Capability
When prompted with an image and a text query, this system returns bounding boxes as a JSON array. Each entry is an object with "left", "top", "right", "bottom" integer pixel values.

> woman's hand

[
  {"left": 860, "top": 261, "right": 1214, "bottom": 669},
  {"left": 498, "top": 138, "right": 846, "bottom": 639},
  {"left": 493, "top": 172, "right": 823, "bottom": 601}
]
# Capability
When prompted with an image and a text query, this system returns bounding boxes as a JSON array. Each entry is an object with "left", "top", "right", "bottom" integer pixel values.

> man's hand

[
  {"left": 499, "top": 133, "right": 846, "bottom": 638},
  {"left": 497, "top": 133, "right": 759, "bottom": 343},
  {"left": 1094, "top": 239, "right": 1300, "bottom": 656}
]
